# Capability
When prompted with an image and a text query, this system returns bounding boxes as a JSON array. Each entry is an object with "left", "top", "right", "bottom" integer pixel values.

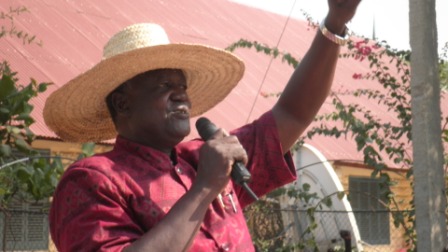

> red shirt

[{"left": 50, "top": 111, "right": 296, "bottom": 251}]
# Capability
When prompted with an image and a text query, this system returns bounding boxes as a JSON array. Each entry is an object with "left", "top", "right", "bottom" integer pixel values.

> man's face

[{"left": 117, "top": 69, "right": 191, "bottom": 152}]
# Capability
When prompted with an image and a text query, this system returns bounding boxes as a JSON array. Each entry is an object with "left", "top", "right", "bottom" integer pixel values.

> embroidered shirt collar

[{"left": 113, "top": 135, "right": 178, "bottom": 170}]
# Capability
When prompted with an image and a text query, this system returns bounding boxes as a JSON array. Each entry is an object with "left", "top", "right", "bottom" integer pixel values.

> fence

[
  {"left": 0, "top": 209, "right": 411, "bottom": 252},
  {"left": 0, "top": 207, "right": 49, "bottom": 252},
  {"left": 248, "top": 207, "right": 411, "bottom": 252},
  {"left": 294, "top": 210, "right": 409, "bottom": 252}
]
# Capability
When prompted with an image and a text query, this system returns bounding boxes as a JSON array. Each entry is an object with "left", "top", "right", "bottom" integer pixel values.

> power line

[{"left": 245, "top": 0, "right": 298, "bottom": 123}]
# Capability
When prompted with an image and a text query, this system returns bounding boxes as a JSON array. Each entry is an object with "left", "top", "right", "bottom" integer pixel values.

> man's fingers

[
  {"left": 230, "top": 141, "right": 248, "bottom": 166},
  {"left": 206, "top": 134, "right": 248, "bottom": 166},
  {"left": 209, "top": 128, "right": 229, "bottom": 140}
]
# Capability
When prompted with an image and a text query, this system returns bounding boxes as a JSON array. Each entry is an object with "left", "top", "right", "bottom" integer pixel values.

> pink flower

[
  {"left": 355, "top": 40, "right": 366, "bottom": 49},
  {"left": 359, "top": 46, "right": 372, "bottom": 56},
  {"left": 352, "top": 73, "right": 362, "bottom": 79}
]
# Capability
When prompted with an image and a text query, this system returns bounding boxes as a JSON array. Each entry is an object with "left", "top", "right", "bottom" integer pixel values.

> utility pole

[{"left": 409, "top": 0, "right": 447, "bottom": 250}]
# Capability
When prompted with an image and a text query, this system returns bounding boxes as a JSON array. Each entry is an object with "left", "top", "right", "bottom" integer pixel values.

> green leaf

[
  {"left": 363, "top": 145, "right": 375, "bottom": 156},
  {"left": 0, "top": 144, "right": 12, "bottom": 157},
  {"left": 33, "top": 157, "right": 47, "bottom": 170},
  {"left": 371, "top": 169, "right": 379, "bottom": 178},
  {"left": 0, "top": 107, "right": 10, "bottom": 114},
  {"left": 0, "top": 73, "right": 16, "bottom": 99},
  {"left": 51, "top": 157, "right": 64, "bottom": 173},
  {"left": 50, "top": 175, "right": 59, "bottom": 187},
  {"left": 35, "top": 167, "right": 45, "bottom": 180},
  {"left": 37, "top": 83, "right": 48, "bottom": 92},
  {"left": 15, "top": 138, "right": 32, "bottom": 152},
  {"left": 24, "top": 127, "right": 35, "bottom": 140},
  {"left": 322, "top": 197, "right": 332, "bottom": 207},
  {"left": 442, "top": 129, "right": 448, "bottom": 142},
  {"left": 6, "top": 125, "right": 21, "bottom": 134},
  {"left": 15, "top": 112, "right": 32, "bottom": 121},
  {"left": 302, "top": 183, "right": 311, "bottom": 192},
  {"left": 16, "top": 165, "right": 34, "bottom": 180},
  {"left": 79, "top": 142, "right": 96, "bottom": 158}
]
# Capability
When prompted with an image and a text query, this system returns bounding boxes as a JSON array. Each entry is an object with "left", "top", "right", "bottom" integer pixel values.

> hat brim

[{"left": 43, "top": 44, "right": 245, "bottom": 143}]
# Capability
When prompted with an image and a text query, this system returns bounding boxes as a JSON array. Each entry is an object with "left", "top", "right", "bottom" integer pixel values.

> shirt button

[
  {"left": 176, "top": 167, "right": 183, "bottom": 174},
  {"left": 220, "top": 243, "right": 230, "bottom": 251}
]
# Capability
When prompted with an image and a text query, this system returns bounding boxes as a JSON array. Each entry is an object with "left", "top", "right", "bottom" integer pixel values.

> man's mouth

[{"left": 169, "top": 105, "right": 190, "bottom": 118}]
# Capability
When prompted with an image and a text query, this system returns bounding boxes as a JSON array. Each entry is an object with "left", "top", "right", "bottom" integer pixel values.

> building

[{"left": 1, "top": 0, "right": 446, "bottom": 251}]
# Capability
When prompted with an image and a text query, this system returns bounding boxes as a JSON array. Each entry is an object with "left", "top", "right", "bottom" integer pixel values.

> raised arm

[{"left": 272, "top": 0, "right": 361, "bottom": 153}]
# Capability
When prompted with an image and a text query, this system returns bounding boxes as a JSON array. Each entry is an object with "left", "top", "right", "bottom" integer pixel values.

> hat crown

[{"left": 103, "top": 23, "right": 170, "bottom": 59}]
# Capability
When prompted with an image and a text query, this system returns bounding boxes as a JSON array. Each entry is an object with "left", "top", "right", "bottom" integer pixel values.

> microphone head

[{"left": 195, "top": 117, "right": 218, "bottom": 141}]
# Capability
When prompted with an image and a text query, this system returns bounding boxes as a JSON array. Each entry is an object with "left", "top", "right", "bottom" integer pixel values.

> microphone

[{"left": 196, "top": 117, "right": 259, "bottom": 201}]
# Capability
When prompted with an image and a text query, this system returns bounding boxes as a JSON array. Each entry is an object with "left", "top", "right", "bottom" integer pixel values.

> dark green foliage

[
  {"left": 0, "top": 62, "right": 64, "bottom": 205},
  {"left": 230, "top": 21, "right": 447, "bottom": 251}
]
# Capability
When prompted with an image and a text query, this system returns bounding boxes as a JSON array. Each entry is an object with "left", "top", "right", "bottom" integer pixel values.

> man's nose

[{"left": 171, "top": 86, "right": 189, "bottom": 102}]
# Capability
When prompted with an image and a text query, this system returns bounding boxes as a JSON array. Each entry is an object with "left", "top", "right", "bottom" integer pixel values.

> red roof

[{"left": 1, "top": 0, "right": 447, "bottom": 168}]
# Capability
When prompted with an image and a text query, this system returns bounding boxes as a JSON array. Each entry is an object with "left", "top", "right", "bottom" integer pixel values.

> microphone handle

[
  {"left": 231, "top": 162, "right": 251, "bottom": 185},
  {"left": 196, "top": 117, "right": 258, "bottom": 201},
  {"left": 232, "top": 161, "right": 259, "bottom": 201}
]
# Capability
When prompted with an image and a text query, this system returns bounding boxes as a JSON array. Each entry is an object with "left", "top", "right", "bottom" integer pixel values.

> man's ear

[{"left": 110, "top": 92, "right": 131, "bottom": 117}]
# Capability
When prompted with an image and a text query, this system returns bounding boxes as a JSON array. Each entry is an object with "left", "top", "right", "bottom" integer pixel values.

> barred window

[
  {"left": 0, "top": 148, "right": 50, "bottom": 251},
  {"left": 0, "top": 199, "right": 49, "bottom": 251},
  {"left": 349, "top": 177, "right": 390, "bottom": 245}
]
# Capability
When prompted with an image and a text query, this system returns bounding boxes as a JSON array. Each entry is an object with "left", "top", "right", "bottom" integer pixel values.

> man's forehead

[{"left": 124, "top": 68, "right": 186, "bottom": 86}]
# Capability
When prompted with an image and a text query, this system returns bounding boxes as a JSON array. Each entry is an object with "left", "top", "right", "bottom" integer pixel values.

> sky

[{"left": 230, "top": 0, "right": 448, "bottom": 54}]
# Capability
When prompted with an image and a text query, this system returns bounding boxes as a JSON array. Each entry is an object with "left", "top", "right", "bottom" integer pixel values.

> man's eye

[
  {"left": 159, "top": 82, "right": 187, "bottom": 90},
  {"left": 159, "top": 82, "right": 170, "bottom": 88}
]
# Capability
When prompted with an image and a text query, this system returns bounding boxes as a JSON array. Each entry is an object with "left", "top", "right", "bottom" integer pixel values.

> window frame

[{"left": 349, "top": 176, "right": 391, "bottom": 245}]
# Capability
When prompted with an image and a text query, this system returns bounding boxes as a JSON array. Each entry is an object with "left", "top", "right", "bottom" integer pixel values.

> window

[
  {"left": 0, "top": 199, "right": 49, "bottom": 251},
  {"left": 0, "top": 148, "right": 51, "bottom": 251},
  {"left": 349, "top": 177, "right": 390, "bottom": 245}
]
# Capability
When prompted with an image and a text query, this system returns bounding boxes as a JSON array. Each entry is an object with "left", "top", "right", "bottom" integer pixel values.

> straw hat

[{"left": 43, "top": 23, "right": 245, "bottom": 143}]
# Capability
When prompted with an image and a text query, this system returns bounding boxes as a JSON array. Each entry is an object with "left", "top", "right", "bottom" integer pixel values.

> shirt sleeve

[
  {"left": 50, "top": 164, "right": 142, "bottom": 252},
  {"left": 231, "top": 111, "right": 297, "bottom": 207}
]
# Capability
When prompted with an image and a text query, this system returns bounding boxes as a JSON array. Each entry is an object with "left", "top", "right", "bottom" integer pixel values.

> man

[{"left": 45, "top": 0, "right": 361, "bottom": 251}]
